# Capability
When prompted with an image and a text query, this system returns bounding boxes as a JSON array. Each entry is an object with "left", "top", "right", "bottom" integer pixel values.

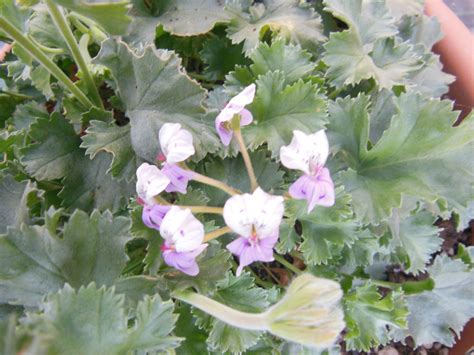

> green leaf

[
  {"left": 52, "top": 0, "right": 131, "bottom": 35},
  {"left": 81, "top": 120, "right": 136, "bottom": 182},
  {"left": 28, "top": 284, "right": 180, "bottom": 353},
  {"left": 323, "top": 0, "right": 397, "bottom": 45},
  {"left": 154, "top": 0, "right": 229, "bottom": 36},
  {"left": 287, "top": 189, "right": 359, "bottom": 265},
  {"left": 275, "top": 220, "right": 301, "bottom": 254},
  {"left": 174, "top": 304, "right": 209, "bottom": 354},
  {"left": 200, "top": 35, "right": 249, "bottom": 81},
  {"left": 385, "top": 209, "right": 442, "bottom": 275},
  {"left": 226, "top": 0, "right": 325, "bottom": 56},
  {"left": 225, "top": 38, "right": 315, "bottom": 94},
  {"left": 0, "top": 175, "right": 36, "bottom": 233},
  {"left": 386, "top": 0, "right": 423, "bottom": 20},
  {"left": 21, "top": 113, "right": 81, "bottom": 181},
  {"left": 390, "top": 255, "right": 474, "bottom": 347},
  {"left": 196, "top": 150, "right": 284, "bottom": 205},
  {"left": 95, "top": 39, "right": 220, "bottom": 162},
  {"left": 127, "top": 294, "right": 182, "bottom": 352},
  {"left": 0, "top": 210, "right": 131, "bottom": 307},
  {"left": 27, "top": 10, "right": 69, "bottom": 53},
  {"left": 329, "top": 94, "right": 474, "bottom": 223},
  {"left": 344, "top": 283, "right": 408, "bottom": 351},
  {"left": 194, "top": 272, "right": 273, "bottom": 353},
  {"left": 323, "top": 32, "right": 422, "bottom": 89},
  {"left": 244, "top": 71, "right": 327, "bottom": 156},
  {"left": 0, "top": 0, "right": 31, "bottom": 36},
  {"left": 59, "top": 152, "right": 134, "bottom": 212}
]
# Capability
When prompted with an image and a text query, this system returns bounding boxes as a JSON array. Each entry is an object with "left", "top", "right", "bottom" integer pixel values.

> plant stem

[
  {"left": 173, "top": 290, "right": 268, "bottom": 331},
  {"left": 274, "top": 254, "right": 303, "bottom": 275},
  {"left": 233, "top": 125, "right": 258, "bottom": 191},
  {"left": 191, "top": 170, "right": 241, "bottom": 196},
  {"left": 180, "top": 206, "right": 223, "bottom": 215},
  {"left": 45, "top": 1, "right": 103, "bottom": 109},
  {"left": 0, "top": 16, "right": 94, "bottom": 109},
  {"left": 203, "top": 226, "right": 232, "bottom": 242},
  {"left": 344, "top": 273, "right": 435, "bottom": 295}
]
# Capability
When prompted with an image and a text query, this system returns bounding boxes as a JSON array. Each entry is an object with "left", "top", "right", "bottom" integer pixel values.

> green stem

[
  {"left": 0, "top": 16, "right": 93, "bottom": 109},
  {"left": 274, "top": 254, "right": 303, "bottom": 275},
  {"left": 233, "top": 124, "right": 258, "bottom": 191},
  {"left": 45, "top": 1, "right": 103, "bottom": 109},
  {"left": 180, "top": 206, "right": 223, "bottom": 215},
  {"left": 345, "top": 273, "right": 435, "bottom": 295},
  {"left": 173, "top": 290, "right": 268, "bottom": 331},
  {"left": 190, "top": 169, "right": 241, "bottom": 196},
  {"left": 203, "top": 226, "right": 232, "bottom": 242}
]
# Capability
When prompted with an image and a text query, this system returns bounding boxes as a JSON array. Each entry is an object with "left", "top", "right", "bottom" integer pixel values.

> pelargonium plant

[{"left": 0, "top": 0, "right": 473, "bottom": 353}]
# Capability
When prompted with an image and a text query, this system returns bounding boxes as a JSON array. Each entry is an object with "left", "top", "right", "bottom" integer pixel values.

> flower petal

[
  {"left": 280, "top": 130, "right": 329, "bottom": 174},
  {"left": 226, "top": 235, "right": 276, "bottom": 276},
  {"left": 215, "top": 119, "right": 234, "bottom": 146},
  {"left": 289, "top": 170, "right": 335, "bottom": 213},
  {"left": 163, "top": 244, "right": 208, "bottom": 276},
  {"left": 161, "top": 163, "right": 194, "bottom": 194},
  {"left": 159, "top": 123, "right": 195, "bottom": 164},
  {"left": 142, "top": 204, "right": 171, "bottom": 230},
  {"left": 136, "top": 163, "right": 170, "bottom": 204},
  {"left": 239, "top": 108, "right": 254, "bottom": 126},
  {"left": 159, "top": 206, "right": 204, "bottom": 252},
  {"left": 228, "top": 83, "right": 256, "bottom": 109},
  {"left": 224, "top": 187, "right": 284, "bottom": 239}
]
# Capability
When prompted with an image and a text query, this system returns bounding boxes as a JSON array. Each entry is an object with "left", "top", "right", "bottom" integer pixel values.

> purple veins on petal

[
  {"left": 142, "top": 204, "right": 171, "bottom": 231},
  {"left": 289, "top": 168, "right": 335, "bottom": 213},
  {"left": 161, "top": 163, "right": 195, "bottom": 194}
]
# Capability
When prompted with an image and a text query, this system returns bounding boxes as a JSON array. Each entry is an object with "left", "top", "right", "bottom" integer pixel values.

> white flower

[
  {"left": 280, "top": 130, "right": 329, "bottom": 176},
  {"left": 223, "top": 187, "right": 284, "bottom": 239},
  {"left": 136, "top": 163, "right": 170, "bottom": 205},
  {"left": 159, "top": 123, "right": 195, "bottom": 164},
  {"left": 159, "top": 206, "right": 205, "bottom": 252}
]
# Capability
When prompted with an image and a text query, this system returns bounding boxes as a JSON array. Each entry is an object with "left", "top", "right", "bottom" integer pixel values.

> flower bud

[{"left": 264, "top": 273, "right": 345, "bottom": 349}]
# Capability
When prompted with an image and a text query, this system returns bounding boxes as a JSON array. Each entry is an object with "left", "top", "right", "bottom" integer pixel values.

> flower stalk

[
  {"left": 189, "top": 169, "right": 241, "bottom": 196},
  {"left": 232, "top": 118, "right": 258, "bottom": 191},
  {"left": 45, "top": 0, "right": 104, "bottom": 109},
  {"left": 203, "top": 226, "right": 232, "bottom": 242},
  {"left": 0, "top": 16, "right": 94, "bottom": 109}
]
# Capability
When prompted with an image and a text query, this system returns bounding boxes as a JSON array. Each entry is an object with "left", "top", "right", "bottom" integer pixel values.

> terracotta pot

[{"left": 425, "top": 0, "right": 474, "bottom": 119}]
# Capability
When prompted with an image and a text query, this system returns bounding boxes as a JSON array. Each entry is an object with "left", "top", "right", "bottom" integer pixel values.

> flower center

[
  {"left": 160, "top": 244, "right": 175, "bottom": 252},
  {"left": 156, "top": 153, "right": 166, "bottom": 163}
]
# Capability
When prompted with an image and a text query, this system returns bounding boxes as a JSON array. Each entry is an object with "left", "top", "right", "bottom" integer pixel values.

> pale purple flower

[
  {"left": 223, "top": 187, "right": 284, "bottom": 276},
  {"left": 161, "top": 163, "right": 195, "bottom": 194},
  {"left": 159, "top": 123, "right": 195, "bottom": 164},
  {"left": 142, "top": 204, "right": 171, "bottom": 231},
  {"left": 280, "top": 130, "right": 335, "bottom": 212},
  {"left": 159, "top": 206, "right": 207, "bottom": 276},
  {"left": 136, "top": 163, "right": 170, "bottom": 205},
  {"left": 215, "top": 84, "right": 256, "bottom": 146}
]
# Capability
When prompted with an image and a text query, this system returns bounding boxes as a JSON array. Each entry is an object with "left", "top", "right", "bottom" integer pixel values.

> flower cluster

[{"left": 135, "top": 84, "right": 335, "bottom": 276}]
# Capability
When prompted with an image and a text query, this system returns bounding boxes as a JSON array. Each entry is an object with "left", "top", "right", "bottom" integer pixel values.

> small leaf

[
  {"left": 344, "top": 283, "right": 408, "bottom": 351},
  {"left": 81, "top": 120, "right": 136, "bottom": 182},
  {"left": 227, "top": 1, "right": 324, "bottom": 55}
]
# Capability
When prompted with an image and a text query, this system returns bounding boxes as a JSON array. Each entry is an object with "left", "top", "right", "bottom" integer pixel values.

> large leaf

[
  {"left": 0, "top": 176, "right": 36, "bottom": 233},
  {"left": 59, "top": 152, "right": 134, "bottom": 212},
  {"left": 52, "top": 0, "right": 131, "bottom": 35},
  {"left": 391, "top": 255, "right": 474, "bottom": 347},
  {"left": 81, "top": 120, "right": 136, "bottom": 182},
  {"left": 226, "top": 0, "right": 325, "bottom": 55},
  {"left": 244, "top": 71, "right": 327, "bottom": 156},
  {"left": 322, "top": 0, "right": 421, "bottom": 89},
  {"left": 0, "top": 210, "right": 131, "bottom": 307},
  {"left": 27, "top": 284, "right": 180, "bottom": 353},
  {"left": 21, "top": 113, "right": 81, "bottom": 181},
  {"left": 344, "top": 283, "right": 408, "bottom": 351},
  {"left": 225, "top": 38, "right": 315, "bottom": 94},
  {"left": 95, "top": 39, "right": 220, "bottom": 162},
  {"left": 328, "top": 94, "right": 474, "bottom": 223}
]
